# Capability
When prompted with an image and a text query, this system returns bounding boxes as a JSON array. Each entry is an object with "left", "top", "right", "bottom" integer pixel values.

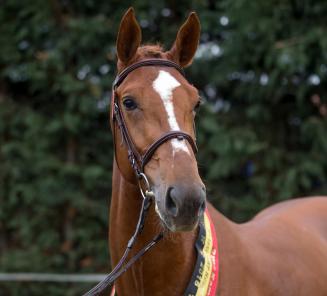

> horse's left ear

[{"left": 167, "top": 12, "right": 201, "bottom": 67}]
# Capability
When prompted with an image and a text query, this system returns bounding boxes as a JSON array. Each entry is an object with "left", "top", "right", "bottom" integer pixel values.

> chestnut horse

[{"left": 108, "top": 8, "right": 327, "bottom": 296}]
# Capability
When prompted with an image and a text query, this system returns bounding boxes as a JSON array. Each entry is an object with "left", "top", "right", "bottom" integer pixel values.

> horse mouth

[
  {"left": 154, "top": 202, "right": 200, "bottom": 232},
  {"left": 154, "top": 203, "right": 172, "bottom": 230}
]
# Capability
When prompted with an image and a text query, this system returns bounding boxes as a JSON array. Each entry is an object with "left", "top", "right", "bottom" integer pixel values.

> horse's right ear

[{"left": 116, "top": 7, "right": 142, "bottom": 65}]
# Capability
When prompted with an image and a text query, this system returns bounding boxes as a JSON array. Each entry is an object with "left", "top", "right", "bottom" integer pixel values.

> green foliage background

[{"left": 0, "top": 0, "right": 326, "bottom": 294}]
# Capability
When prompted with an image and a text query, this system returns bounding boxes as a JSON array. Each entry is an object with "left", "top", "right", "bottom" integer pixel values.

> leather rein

[{"left": 83, "top": 59, "right": 198, "bottom": 296}]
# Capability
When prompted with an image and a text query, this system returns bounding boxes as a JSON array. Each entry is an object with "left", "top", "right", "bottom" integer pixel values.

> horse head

[{"left": 113, "top": 8, "right": 205, "bottom": 232}]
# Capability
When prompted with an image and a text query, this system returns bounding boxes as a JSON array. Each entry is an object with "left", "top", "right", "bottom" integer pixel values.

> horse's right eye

[{"left": 122, "top": 97, "right": 137, "bottom": 110}]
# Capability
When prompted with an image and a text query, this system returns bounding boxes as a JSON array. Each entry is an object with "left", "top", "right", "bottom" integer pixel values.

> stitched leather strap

[
  {"left": 82, "top": 196, "right": 163, "bottom": 296},
  {"left": 141, "top": 131, "right": 198, "bottom": 172}
]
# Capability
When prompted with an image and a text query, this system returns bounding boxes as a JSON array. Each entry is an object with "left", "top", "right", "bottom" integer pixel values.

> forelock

[{"left": 137, "top": 44, "right": 165, "bottom": 58}]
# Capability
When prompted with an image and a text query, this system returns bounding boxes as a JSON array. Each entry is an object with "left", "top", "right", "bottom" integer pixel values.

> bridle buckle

[{"left": 138, "top": 173, "right": 154, "bottom": 200}]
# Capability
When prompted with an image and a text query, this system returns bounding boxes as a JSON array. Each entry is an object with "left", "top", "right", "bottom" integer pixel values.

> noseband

[
  {"left": 111, "top": 59, "right": 198, "bottom": 181},
  {"left": 84, "top": 59, "right": 197, "bottom": 296}
]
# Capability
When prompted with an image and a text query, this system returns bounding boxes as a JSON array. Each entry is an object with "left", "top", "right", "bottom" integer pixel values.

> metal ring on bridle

[{"left": 138, "top": 173, "right": 154, "bottom": 199}]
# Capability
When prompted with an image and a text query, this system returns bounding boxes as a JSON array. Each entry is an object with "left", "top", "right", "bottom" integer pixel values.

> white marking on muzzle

[{"left": 152, "top": 70, "right": 190, "bottom": 155}]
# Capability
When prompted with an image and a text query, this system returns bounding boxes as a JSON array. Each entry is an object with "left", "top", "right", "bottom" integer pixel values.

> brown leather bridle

[
  {"left": 83, "top": 59, "right": 198, "bottom": 296},
  {"left": 111, "top": 59, "right": 198, "bottom": 180}
]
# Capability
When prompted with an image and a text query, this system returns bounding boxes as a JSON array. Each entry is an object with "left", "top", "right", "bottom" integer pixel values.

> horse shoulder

[
  {"left": 243, "top": 196, "right": 327, "bottom": 295},
  {"left": 207, "top": 197, "right": 327, "bottom": 296}
]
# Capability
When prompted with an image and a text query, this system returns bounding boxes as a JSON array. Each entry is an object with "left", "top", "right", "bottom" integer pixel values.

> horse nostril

[{"left": 166, "top": 187, "right": 179, "bottom": 217}]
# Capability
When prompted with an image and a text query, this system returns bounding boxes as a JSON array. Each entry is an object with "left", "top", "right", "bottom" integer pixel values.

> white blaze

[{"left": 152, "top": 70, "right": 190, "bottom": 155}]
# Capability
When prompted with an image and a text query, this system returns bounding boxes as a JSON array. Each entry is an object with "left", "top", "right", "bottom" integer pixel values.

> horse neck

[
  {"left": 109, "top": 161, "right": 198, "bottom": 294},
  {"left": 109, "top": 161, "right": 249, "bottom": 295}
]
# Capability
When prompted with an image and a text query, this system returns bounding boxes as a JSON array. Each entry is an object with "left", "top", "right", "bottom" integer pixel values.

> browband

[{"left": 113, "top": 59, "right": 185, "bottom": 89}]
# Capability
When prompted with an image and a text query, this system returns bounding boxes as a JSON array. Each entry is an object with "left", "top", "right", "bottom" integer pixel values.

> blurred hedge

[{"left": 0, "top": 0, "right": 326, "bottom": 295}]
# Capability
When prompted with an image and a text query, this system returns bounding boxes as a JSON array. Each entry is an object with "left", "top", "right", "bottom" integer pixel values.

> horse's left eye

[{"left": 122, "top": 97, "right": 137, "bottom": 110}]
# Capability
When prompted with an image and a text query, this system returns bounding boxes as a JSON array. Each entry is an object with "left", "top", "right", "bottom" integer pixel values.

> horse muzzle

[{"left": 155, "top": 183, "right": 206, "bottom": 232}]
